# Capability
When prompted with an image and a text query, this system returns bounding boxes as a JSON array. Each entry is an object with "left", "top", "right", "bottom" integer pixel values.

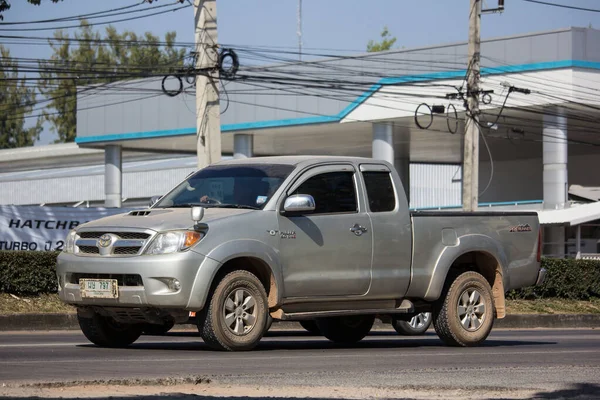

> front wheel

[
  {"left": 198, "top": 270, "right": 269, "bottom": 351},
  {"left": 432, "top": 271, "right": 495, "bottom": 347},
  {"left": 77, "top": 309, "right": 143, "bottom": 348},
  {"left": 316, "top": 315, "right": 374, "bottom": 344},
  {"left": 392, "top": 312, "right": 432, "bottom": 336}
]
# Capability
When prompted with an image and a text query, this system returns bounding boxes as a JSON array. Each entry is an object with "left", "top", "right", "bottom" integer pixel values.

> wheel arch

[
  {"left": 187, "top": 240, "right": 282, "bottom": 310},
  {"left": 424, "top": 234, "right": 509, "bottom": 318}
]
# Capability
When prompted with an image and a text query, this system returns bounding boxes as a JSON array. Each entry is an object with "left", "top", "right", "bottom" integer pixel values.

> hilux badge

[{"left": 98, "top": 234, "right": 112, "bottom": 247}]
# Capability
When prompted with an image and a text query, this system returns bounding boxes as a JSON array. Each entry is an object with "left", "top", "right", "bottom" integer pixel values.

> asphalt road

[{"left": 1, "top": 328, "right": 600, "bottom": 398}]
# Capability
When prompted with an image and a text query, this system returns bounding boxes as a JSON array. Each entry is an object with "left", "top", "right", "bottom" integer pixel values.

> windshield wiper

[{"left": 209, "top": 204, "right": 260, "bottom": 210}]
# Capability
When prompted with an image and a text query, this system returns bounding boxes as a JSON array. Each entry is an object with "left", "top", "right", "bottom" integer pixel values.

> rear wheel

[
  {"left": 392, "top": 312, "right": 432, "bottom": 336},
  {"left": 316, "top": 315, "right": 374, "bottom": 344},
  {"left": 198, "top": 270, "right": 268, "bottom": 351},
  {"left": 432, "top": 271, "right": 494, "bottom": 347},
  {"left": 299, "top": 320, "right": 320, "bottom": 335},
  {"left": 77, "top": 309, "right": 143, "bottom": 348}
]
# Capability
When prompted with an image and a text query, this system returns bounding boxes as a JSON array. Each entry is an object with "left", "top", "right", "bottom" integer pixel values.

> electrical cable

[
  {"left": 478, "top": 125, "right": 494, "bottom": 197},
  {"left": 520, "top": 0, "right": 600, "bottom": 12},
  {"left": 414, "top": 103, "right": 433, "bottom": 130},
  {"left": 0, "top": 2, "right": 190, "bottom": 32},
  {"left": 0, "top": 1, "right": 147, "bottom": 25}
]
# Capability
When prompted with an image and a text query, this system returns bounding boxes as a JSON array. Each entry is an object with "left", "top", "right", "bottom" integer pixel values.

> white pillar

[
  {"left": 372, "top": 122, "right": 394, "bottom": 164},
  {"left": 105, "top": 145, "right": 122, "bottom": 208},
  {"left": 233, "top": 134, "right": 253, "bottom": 159},
  {"left": 372, "top": 122, "right": 410, "bottom": 201},
  {"left": 543, "top": 111, "right": 568, "bottom": 258}
]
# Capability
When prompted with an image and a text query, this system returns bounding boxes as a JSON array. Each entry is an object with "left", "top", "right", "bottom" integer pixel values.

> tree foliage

[
  {"left": 38, "top": 20, "right": 187, "bottom": 143},
  {"left": 366, "top": 26, "right": 397, "bottom": 52},
  {"left": 0, "top": 45, "right": 43, "bottom": 149}
]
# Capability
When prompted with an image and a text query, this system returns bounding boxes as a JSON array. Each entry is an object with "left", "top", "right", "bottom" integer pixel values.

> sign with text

[{"left": 0, "top": 205, "right": 131, "bottom": 251}]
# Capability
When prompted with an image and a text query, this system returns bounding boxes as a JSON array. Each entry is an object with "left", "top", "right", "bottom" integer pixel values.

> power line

[
  {"left": 0, "top": 2, "right": 190, "bottom": 32},
  {"left": 0, "top": 1, "right": 146, "bottom": 25},
  {"left": 521, "top": 0, "right": 600, "bottom": 12}
]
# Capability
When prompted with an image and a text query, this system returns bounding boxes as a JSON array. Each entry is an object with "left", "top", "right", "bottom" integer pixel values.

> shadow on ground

[
  {"left": 2, "top": 383, "right": 600, "bottom": 400},
  {"left": 85, "top": 331, "right": 554, "bottom": 352}
]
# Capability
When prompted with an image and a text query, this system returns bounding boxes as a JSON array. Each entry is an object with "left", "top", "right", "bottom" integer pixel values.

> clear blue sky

[{"left": 5, "top": 0, "right": 600, "bottom": 145}]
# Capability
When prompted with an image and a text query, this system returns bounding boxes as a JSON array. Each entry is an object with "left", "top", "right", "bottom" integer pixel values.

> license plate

[{"left": 80, "top": 279, "right": 118, "bottom": 299}]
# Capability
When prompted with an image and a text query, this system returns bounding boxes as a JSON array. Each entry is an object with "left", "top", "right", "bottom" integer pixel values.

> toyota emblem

[{"left": 98, "top": 234, "right": 112, "bottom": 248}]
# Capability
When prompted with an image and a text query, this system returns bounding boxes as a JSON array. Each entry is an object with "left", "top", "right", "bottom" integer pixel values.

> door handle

[{"left": 350, "top": 224, "right": 368, "bottom": 236}]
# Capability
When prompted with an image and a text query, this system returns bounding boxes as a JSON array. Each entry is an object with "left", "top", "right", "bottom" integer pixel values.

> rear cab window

[{"left": 362, "top": 171, "right": 396, "bottom": 212}]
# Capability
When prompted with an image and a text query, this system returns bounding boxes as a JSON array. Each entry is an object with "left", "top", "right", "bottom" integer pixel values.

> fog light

[{"left": 168, "top": 279, "right": 181, "bottom": 292}]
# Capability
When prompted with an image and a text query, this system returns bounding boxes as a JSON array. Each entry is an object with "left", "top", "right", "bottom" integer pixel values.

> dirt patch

[{"left": 0, "top": 382, "right": 544, "bottom": 400}]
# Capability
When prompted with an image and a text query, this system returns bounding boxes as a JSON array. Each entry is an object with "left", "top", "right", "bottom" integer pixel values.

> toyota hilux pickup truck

[{"left": 57, "top": 156, "right": 545, "bottom": 351}]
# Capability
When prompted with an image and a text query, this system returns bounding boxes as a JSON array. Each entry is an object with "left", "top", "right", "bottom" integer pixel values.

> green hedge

[
  {"left": 0, "top": 251, "right": 599, "bottom": 299},
  {"left": 507, "top": 258, "right": 600, "bottom": 300},
  {"left": 0, "top": 251, "right": 60, "bottom": 295}
]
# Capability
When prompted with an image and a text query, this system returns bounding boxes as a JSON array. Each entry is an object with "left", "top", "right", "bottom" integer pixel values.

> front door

[{"left": 277, "top": 165, "right": 372, "bottom": 298}]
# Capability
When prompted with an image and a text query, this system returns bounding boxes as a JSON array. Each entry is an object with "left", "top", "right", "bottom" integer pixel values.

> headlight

[
  {"left": 144, "top": 230, "right": 204, "bottom": 255},
  {"left": 64, "top": 230, "right": 77, "bottom": 254}
]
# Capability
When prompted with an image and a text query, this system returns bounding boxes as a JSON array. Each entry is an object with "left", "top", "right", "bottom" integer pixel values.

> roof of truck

[{"left": 215, "top": 155, "right": 378, "bottom": 166}]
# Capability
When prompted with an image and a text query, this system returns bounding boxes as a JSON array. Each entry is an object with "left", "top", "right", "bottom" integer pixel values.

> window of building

[{"left": 362, "top": 172, "right": 396, "bottom": 212}]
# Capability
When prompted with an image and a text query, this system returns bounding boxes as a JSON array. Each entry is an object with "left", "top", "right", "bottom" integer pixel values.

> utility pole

[
  {"left": 194, "top": 0, "right": 221, "bottom": 169},
  {"left": 462, "top": 0, "right": 482, "bottom": 211},
  {"left": 297, "top": 0, "right": 302, "bottom": 61}
]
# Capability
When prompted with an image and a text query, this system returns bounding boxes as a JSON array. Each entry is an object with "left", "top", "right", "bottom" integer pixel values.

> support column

[
  {"left": 372, "top": 122, "right": 410, "bottom": 201},
  {"left": 543, "top": 111, "right": 568, "bottom": 257},
  {"left": 233, "top": 134, "right": 254, "bottom": 159},
  {"left": 105, "top": 145, "right": 122, "bottom": 208}
]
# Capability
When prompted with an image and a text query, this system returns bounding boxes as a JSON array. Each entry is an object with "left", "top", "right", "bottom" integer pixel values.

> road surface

[{"left": 1, "top": 328, "right": 599, "bottom": 399}]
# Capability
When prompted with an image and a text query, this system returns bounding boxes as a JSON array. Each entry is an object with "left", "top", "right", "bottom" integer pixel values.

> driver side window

[{"left": 292, "top": 171, "right": 357, "bottom": 214}]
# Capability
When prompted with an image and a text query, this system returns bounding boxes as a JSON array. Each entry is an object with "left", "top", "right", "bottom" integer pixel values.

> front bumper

[
  {"left": 56, "top": 251, "right": 206, "bottom": 308},
  {"left": 535, "top": 267, "right": 547, "bottom": 286}
]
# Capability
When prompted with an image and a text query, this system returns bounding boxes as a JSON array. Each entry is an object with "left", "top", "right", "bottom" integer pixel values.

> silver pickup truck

[{"left": 57, "top": 156, "right": 545, "bottom": 351}]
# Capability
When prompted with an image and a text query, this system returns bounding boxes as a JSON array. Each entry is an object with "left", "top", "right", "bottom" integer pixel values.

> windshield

[{"left": 154, "top": 164, "right": 295, "bottom": 209}]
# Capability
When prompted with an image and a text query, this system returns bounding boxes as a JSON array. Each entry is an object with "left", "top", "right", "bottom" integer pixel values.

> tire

[
  {"left": 299, "top": 320, "right": 320, "bottom": 335},
  {"left": 316, "top": 315, "right": 374, "bottom": 344},
  {"left": 432, "top": 271, "right": 495, "bottom": 347},
  {"left": 392, "top": 312, "right": 432, "bottom": 336},
  {"left": 142, "top": 320, "right": 175, "bottom": 336},
  {"left": 77, "top": 309, "right": 143, "bottom": 348},
  {"left": 198, "top": 270, "right": 268, "bottom": 351}
]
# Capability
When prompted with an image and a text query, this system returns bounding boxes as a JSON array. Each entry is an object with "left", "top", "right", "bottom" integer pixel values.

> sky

[{"left": 4, "top": 0, "right": 600, "bottom": 145}]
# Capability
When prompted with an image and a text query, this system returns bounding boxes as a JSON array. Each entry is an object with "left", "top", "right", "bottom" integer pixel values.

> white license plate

[{"left": 80, "top": 279, "right": 119, "bottom": 299}]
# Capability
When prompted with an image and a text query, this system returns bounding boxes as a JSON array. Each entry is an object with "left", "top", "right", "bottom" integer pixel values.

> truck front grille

[
  {"left": 79, "top": 231, "right": 151, "bottom": 240},
  {"left": 75, "top": 230, "right": 153, "bottom": 257},
  {"left": 79, "top": 246, "right": 100, "bottom": 254}
]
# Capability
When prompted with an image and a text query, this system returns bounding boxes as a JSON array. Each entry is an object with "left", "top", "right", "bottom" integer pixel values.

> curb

[{"left": 1, "top": 313, "right": 599, "bottom": 332}]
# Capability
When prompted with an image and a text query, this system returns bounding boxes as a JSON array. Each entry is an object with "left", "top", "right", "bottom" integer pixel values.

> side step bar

[{"left": 272, "top": 299, "right": 415, "bottom": 321}]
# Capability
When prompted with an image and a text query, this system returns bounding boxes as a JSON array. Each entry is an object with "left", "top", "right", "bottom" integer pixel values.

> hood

[{"left": 78, "top": 207, "right": 255, "bottom": 232}]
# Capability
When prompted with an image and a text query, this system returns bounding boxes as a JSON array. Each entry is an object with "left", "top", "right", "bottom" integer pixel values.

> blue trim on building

[
  {"left": 76, "top": 127, "right": 196, "bottom": 144},
  {"left": 77, "top": 59, "right": 600, "bottom": 144}
]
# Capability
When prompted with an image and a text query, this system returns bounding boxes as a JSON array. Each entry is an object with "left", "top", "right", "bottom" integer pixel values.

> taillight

[{"left": 536, "top": 229, "right": 542, "bottom": 262}]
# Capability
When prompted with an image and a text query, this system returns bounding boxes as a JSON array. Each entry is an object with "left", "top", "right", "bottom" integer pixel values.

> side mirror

[
  {"left": 283, "top": 194, "right": 316, "bottom": 213},
  {"left": 149, "top": 195, "right": 162, "bottom": 208},
  {"left": 191, "top": 206, "right": 205, "bottom": 223}
]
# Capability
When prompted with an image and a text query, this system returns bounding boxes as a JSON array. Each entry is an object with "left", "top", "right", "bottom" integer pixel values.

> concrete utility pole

[
  {"left": 297, "top": 0, "right": 302, "bottom": 61},
  {"left": 462, "top": 0, "right": 482, "bottom": 211},
  {"left": 194, "top": 0, "right": 221, "bottom": 169}
]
